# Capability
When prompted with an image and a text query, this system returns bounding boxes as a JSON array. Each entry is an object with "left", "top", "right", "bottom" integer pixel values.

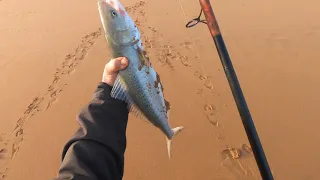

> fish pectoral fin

[
  {"left": 166, "top": 126, "right": 184, "bottom": 159},
  {"left": 111, "top": 75, "right": 150, "bottom": 123},
  {"left": 111, "top": 75, "right": 130, "bottom": 102}
]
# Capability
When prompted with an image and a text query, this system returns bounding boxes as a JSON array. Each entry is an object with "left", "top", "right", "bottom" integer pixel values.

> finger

[{"left": 105, "top": 57, "right": 129, "bottom": 75}]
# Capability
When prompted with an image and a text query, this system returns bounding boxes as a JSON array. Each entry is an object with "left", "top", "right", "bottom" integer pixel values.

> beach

[{"left": 1, "top": 0, "right": 320, "bottom": 179}]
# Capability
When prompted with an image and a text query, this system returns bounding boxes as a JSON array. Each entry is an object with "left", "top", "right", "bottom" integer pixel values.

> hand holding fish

[{"left": 102, "top": 57, "right": 129, "bottom": 86}]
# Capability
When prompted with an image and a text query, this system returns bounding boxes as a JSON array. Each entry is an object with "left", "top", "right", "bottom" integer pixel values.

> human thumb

[
  {"left": 107, "top": 57, "right": 129, "bottom": 74},
  {"left": 102, "top": 57, "right": 129, "bottom": 86}
]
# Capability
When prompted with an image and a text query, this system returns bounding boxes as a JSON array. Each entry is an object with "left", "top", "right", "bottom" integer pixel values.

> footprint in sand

[
  {"left": 180, "top": 55, "right": 191, "bottom": 67},
  {"left": 46, "top": 97, "right": 58, "bottom": 110},
  {"left": 23, "top": 96, "right": 43, "bottom": 116},
  {"left": 206, "top": 114, "right": 220, "bottom": 129},
  {"left": 194, "top": 71, "right": 215, "bottom": 90},
  {"left": 124, "top": 0, "right": 146, "bottom": 13},
  {"left": 11, "top": 142, "right": 20, "bottom": 160},
  {"left": 139, "top": 10, "right": 146, "bottom": 16},
  {"left": 204, "top": 79, "right": 214, "bottom": 90},
  {"left": 194, "top": 71, "right": 207, "bottom": 80},
  {"left": 140, "top": 26, "right": 159, "bottom": 50},
  {"left": 0, "top": 168, "right": 8, "bottom": 180},
  {"left": 143, "top": 36, "right": 156, "bottom": 49},
  {"left": 157, "top": 45, "right": 176, "bottom": 70},
  {"left": 148, "top": 26, "right": 157, "bottom": 33},
  {"left": 44, "top": 28, "right": 101, "bottom": 109},
  {"left": 221, "top": 147, "right": 241, "bottom": 160},
  {"left": 204, "top": 103, "right": 215, "bottom": 116},
  {"left": 14, "top": 128, "right": 23, "bottom": 138},
  {"left": 0, "top": 147, "right": 7, "bottom": 160},
  {"left": 3, "top": 28, "right": 102, "bottom": 168},
  {"left": 180, "top": 41, "right": 192, "bottom": 50},
  {"left": 0, "top": 134, "right": 3, "bottom": 142},
  {"left": 242, "top": 144, "right": 253, "bottom": 156},
  {"left": 222, "top": 144, "right": 255, "bottom": 160},
  {"left": 132, "top": 5, "right": 188, "bottom": 72},
  {"left": 219, "top": 146, "right": 252, "bottom": 178}
]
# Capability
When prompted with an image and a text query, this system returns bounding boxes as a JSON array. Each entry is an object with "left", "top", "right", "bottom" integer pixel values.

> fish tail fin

[{"left": 166, "top": 126, "right": 184, "bottom": 159}]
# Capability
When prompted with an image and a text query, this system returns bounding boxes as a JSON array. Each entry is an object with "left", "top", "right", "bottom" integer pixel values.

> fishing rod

[{"left": 186, "top": 0, "right": 274, "bottom": 179}]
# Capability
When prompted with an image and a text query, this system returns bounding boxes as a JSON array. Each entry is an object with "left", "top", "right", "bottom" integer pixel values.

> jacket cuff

[{"left": 93, "top": 82, "right": 113, "bottom": 101}]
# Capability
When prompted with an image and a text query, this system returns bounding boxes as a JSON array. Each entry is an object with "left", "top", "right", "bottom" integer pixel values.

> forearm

[{"left": 55, "top": 82, "right": 129, "bottom": 180}]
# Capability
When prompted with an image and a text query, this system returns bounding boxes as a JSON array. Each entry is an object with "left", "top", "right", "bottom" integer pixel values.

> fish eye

[{"left": 111, "top": 10, "right": 117, "bottom": 17}]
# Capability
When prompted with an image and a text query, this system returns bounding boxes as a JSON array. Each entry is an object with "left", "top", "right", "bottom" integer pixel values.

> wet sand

[{"left": 1, "top": 0, "right": 320, "bottom": 179}]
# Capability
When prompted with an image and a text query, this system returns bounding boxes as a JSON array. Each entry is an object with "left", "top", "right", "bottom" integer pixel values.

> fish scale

[{"left": 98, "top": 0, "right": 184, "bottom": 158}]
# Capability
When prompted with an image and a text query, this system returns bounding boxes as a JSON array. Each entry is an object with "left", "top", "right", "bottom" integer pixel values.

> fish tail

[{"left": 166, "top": 126, "right": 184, "bottom": 159}]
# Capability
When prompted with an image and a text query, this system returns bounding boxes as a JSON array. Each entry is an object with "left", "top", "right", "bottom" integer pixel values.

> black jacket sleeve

[{"left": 53, "top": 82, "right": 129, "bottom": 180}]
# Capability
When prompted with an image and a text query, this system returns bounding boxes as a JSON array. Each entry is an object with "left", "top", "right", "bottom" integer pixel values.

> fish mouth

[{"left": 98, "top": 0, "right": 126, "bottom": 16}]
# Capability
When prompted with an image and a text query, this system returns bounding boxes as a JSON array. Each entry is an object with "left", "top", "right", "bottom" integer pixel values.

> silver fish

[{"left": 98, "top": 0, "right": 184, "bottom": 158}]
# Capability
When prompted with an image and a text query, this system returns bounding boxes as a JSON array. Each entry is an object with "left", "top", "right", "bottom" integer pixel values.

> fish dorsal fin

[{"left": 111, "top": 75, "right": 150, "bottom": 123}]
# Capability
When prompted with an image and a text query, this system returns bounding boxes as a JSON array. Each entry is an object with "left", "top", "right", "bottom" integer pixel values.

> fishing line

[
  {"left": 175, "top": 0, "right": 207, "bottom": 77},
  {"left": 175, "top": 0, "right": 226, "bottom": 139},
  {"left": 174, "top": 0, "right": 227, "bottom": 177}
]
